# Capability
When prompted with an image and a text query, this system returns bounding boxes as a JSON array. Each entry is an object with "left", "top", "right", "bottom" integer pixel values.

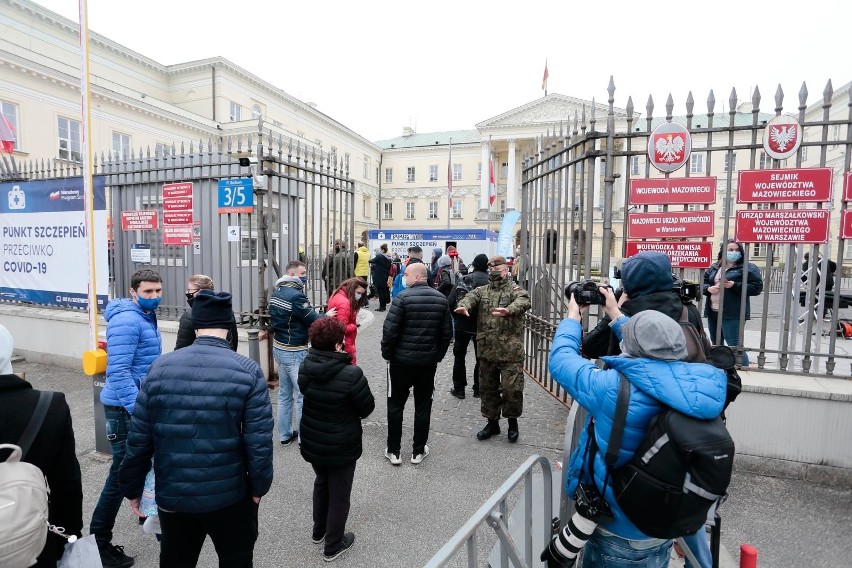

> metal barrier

[{"left": 425, "top": 454, "right": 553, "bottom": 568}]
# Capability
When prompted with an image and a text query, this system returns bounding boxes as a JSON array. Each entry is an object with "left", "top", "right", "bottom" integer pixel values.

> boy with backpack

[{"left": 542, "top": 290, "right": 730, "bottom": 567}]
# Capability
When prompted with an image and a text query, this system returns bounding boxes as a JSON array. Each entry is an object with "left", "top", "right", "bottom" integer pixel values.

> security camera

[{"left": 239, "top": 156, "right": 258, "bottom": 167}]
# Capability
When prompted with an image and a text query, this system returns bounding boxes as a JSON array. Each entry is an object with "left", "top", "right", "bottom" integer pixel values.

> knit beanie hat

[
  {"left": 621, "top": 251, "right": 673, "bottom": 297},
  {"left": 437, "top": 254, "right": 452, "bottom": 268},
  {"left": 191, "top": 290, "right": 234, "bottom": 329},
  {"left": 0, "top": 324, "right": 13, "bottom": 374},
  {"left": 620, "top": 311, "right": 687, "bottom": 361},
  {"left": 472, "top": 254, "right": 489, "bottom": 271}
]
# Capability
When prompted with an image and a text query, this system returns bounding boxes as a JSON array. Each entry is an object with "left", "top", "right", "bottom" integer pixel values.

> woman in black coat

[
  {"left": 175, "top": 274, "right": 238, "bottom": 351},
  {"left": 299, "top": 317, "right": 374, "bottom": 561}
]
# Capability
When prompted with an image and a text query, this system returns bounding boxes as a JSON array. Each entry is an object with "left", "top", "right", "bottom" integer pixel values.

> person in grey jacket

[
  {"left": 380, "top": 262, "right": 452, "bottom": 466},
  {"left": 120, "top": 291, "right": 273, "bottom": 568}
]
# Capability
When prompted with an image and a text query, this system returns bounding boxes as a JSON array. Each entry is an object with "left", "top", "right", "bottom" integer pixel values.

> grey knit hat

[{"left": 620, "top": 311, "right": 687, "bottom": 361}]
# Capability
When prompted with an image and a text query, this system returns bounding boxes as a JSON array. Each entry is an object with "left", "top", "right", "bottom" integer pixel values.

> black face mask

[{"left": 186, "top": 295, "right": 196, "bottom": 306}]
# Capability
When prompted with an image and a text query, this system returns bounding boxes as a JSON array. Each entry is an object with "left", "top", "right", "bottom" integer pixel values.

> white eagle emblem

[
  {"left": 654, "top": 134, "right": 685, "bottom": 163},
  {"left": 769, "top": 125, "right": 797, "bottom": 151}
]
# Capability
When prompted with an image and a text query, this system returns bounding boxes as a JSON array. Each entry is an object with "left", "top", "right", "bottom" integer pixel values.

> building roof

[
  {"left": 375, "top": 130, "right": 480, "bottom": 150},
  {"left": 639, "top": 112, "right": 777, "bottom": 130}
]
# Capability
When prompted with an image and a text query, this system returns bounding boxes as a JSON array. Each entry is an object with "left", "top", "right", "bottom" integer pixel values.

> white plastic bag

[{"left": 57, "top": 534, "right": 103, "bottom": 568}]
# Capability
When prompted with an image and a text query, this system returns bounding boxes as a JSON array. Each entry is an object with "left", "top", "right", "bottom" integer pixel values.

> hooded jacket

[
  {"left": 101, "top": 298, "right": 161, "bottom": 414},
  {"left": 549, "top": 317, "right": 726, "bottom": 540},
  {"left": 269, "top": 276, "right": 322, "bottom": 350},
  {"left": 327, "top": 288, "right": 360, "bottom": 363},
  {"left": 354, "top": 245, "right": 370, "bottom": 278},
  {"left": 702, "top": 261, "right": 764, "bottom": 320},
  {"left": 381, "top": 282, "right": 452, "bottom": 364},
  {"left": 298, "top": 349, "right": 375, "bottom": 466}
]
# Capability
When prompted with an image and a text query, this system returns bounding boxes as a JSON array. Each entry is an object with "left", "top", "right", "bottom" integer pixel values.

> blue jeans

[
  {"left": 682, "top": 530, "right": 713, "bottom": 568},
  {"left": 90, "top": 406, "right": 129, "bottom": 545},
  {"left": 707, "top": 312, "right": 749, "bottom": 366},
  {"left": 274, "top": 348, "right": 307, "bottom": 440},
  {"left": 582, "top": 530, "right": 672, "bottom": 567}
]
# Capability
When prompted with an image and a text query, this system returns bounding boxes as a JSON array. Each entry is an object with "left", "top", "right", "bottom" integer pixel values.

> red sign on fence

[
  {"left": 162, "top": 182, "right": 193, "bottom": 198},
  {"left": 625, "top": 241, "right": 714, "bottom": 268},
  {"left": 163, "top": 211, "right": 193, "bottom": 225},
  {"left": 627, "top": 212, "right": 715, "bottom": 239},
  {"left": 162, "top": 182, "right": 194, "bottom": 245},
  {"left": 841, "top": 210, "right": 852, "bottom": 239},
  {"left": 844, "top": 171, "right": 852, "bottom": 202},
  {"left": 162, "top": 225, "right": 193, "bottom": 246},
  {"left": 737, "top": 168, "right": 833, "bottom": 203},
  {"left": 120, "top": 210, "right": 158, "bottom": 231},
  {"left": 629, "top": 178, "right": 716, "bottom": 205},
  {"left": 735, "top": 209, "right": 830, "bottom": 243}
]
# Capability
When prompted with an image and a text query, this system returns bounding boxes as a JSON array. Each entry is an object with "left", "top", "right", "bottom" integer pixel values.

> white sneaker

[
  {"left": 384, "top": 448, "right": 401, "bottom": 466},
  {"left": 411, "top": 445, "right": 430, "bottom": 465}
]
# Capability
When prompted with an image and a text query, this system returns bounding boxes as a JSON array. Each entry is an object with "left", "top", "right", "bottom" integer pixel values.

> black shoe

[
  {"left": 376, "top": 307, "right": 386, "bottom": 312},
  {"left": 98, "top": 542, "right": 135, "bottom": 568},
  {"left": 472, "top": 387, "right": 480, "bottom": 398},
  {"left": 449, "top": 388, "right": 465, "bottom": 400},
  {"left": 507, "top": 418, "right": 519, "bottom": 443},
  {"left": 476, "top": 420, "right": 500, "bottom": 441},
  {"left": 280, "top": 431, "right": 299, "bottom": 446},
  {"left": 323, "top": 532, "right": 355, "bottom": 562}
]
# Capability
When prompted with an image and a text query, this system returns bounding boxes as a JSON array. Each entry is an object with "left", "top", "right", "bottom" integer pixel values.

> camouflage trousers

[{"left": 479, "top": 359, "right": 524, "bottom": 420}]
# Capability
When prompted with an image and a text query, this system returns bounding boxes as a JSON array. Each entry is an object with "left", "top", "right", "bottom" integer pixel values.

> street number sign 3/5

[{"left": 217, "top": 178, "right": 254, "bottom": 214}]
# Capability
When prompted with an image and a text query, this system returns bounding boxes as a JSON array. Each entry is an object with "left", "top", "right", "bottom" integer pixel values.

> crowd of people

[{"left": 2, "top": 238, "right": 788, "bottom": 567}]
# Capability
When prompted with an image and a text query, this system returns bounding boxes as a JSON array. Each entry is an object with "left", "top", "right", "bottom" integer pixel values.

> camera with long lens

[
  {"left": 574, "top": 482, "right": 614, "bottom": 523},
  {"left": 565, "top": 281, "right": 608, "bottom": 306},
  {"left": 541, "top": 483, "right": 614, "bottom": 567},
  {"left": 673, "top": 279, "right": 700, "bottom": 303}
]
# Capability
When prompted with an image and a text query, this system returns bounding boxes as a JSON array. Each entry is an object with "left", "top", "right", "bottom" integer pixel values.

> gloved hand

[{"left": 540, "top": 536, "right": 576, "bottom": 568}]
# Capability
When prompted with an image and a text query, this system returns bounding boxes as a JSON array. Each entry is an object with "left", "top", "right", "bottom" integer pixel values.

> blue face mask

[
  {"left": 137, "top": 296, "right": 161, "bottom": 311},
  {"left": 299, "top": 276, "right": 308, "bottom": 286},
  {"left": 726, "top": 251, "right": 742, "bottom": 263}
]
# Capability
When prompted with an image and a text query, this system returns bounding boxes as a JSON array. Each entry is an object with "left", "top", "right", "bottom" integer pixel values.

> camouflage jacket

[{"left": 457, "top": 277, "right": 531, "bottom": 361}]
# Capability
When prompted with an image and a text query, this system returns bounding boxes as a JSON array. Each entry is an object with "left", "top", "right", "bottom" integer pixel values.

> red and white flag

[
  {"left": 489, "top": 157, "right": 496, "bottom": 206},
  {"left": 541, "top": 60, "right": 549, "bottom": 95},
  {"left": 0, "top": 113, "right": 15, "bottom": 154}
]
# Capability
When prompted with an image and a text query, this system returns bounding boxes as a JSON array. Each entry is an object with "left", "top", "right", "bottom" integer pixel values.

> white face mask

[{"left": 354, "top": 293, "right": 363, "bottom": 300}]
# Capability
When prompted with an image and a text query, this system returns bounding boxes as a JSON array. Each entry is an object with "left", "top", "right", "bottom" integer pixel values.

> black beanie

[
  {"left": 621, "top": 251, "right": 673, "bottom": 298},
  {"left": 191, "top": 290, "right": 234, "bottom": 329},
  {"left": 472, "top": 254, "right": 489, "bottom": 271}
]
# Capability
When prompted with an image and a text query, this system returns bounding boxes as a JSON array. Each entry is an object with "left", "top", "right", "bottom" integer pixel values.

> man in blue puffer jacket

[
  {"left": 119, "top": 291, "right": 274, "bottom": 567},
  {"left": 91, "top": 269, "right": 162, "bottom": 568},
  {"left": 544, "top": 289, "right": 726, "bottom": 567}
]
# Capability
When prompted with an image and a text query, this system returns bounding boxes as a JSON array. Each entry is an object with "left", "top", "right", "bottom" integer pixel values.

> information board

[{"left": 735, "top": 209, "right": 830, "bottom": 243}]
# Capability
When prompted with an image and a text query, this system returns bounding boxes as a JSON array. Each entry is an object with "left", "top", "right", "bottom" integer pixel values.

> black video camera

[
  {"left": 673, "top": 279, "right": 700, "bottom": 303},
  {"left": 565, "top": 281, "right": 609, "bottom": 306},
  {"left": 574, "top": 483, "right": 614, "bottom": 524}
]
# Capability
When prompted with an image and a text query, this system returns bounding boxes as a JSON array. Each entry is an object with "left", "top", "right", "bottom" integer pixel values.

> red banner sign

[
  {"left": 162, "top": 182, "right": 193, "bottom": 198},
  {"left": 629, "top": 178, "right": 716, "bottom": 205},
  {"left": 841, "top": 210, "right": 852, "bottom": 239},
  {"left": 735, "top": 209, "right": 830, "bottom": 243},
  {"left": 737, "top": 168, "right": 833, "bottom": 203},
  {"left": 163, "top": 225, "right": 193, "bottom": 246},
  {"left": 625, "top": 241, "right": 714, "bottom": 268},
  {"left": 120, "top": 210, "right": 158, "bottom": 231},
  {"left": 163, "top": 211, "right": 193, "bottom": 225},
  {"left": 627, "top": 212, "right": 715, "bottom": 239},
  {"left": 844, "top": 171, "right": 852, "bottom": 202},
  {"left": 162, "top": 182, "right": 193, "bottom": 245}
]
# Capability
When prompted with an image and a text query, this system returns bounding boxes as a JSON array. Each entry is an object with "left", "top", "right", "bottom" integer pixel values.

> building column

[
  {"left": 480, "top": 139, "right": 491, "bottom": 213},
  {"left": 506, "top": 138, "right": 518, "bottom": 211}
]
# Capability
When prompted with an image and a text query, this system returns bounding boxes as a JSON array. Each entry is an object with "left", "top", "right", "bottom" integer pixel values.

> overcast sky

[{"left": 33, "top": 0, "right": 848, "bottom": 142}]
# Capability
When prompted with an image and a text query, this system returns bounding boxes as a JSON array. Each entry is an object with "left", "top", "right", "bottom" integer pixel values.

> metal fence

[{"left": 520, "top": 78, "right": 852, "bottom": 390}]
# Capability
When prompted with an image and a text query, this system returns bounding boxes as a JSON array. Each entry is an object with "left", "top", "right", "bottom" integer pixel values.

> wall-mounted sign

[
  {"left": 130, "top": 243, "right": 151, "bottom": 263},
  {"left": 735, "top": 209, "right": 830, "bottom": 243},
  {"left": 120, "top": 210, "right": 158, "bottom": 231},
  {"left": 629, "top": 177, "right": 716, "bottom": 205},
  {"left": 627, "top": 211, "right": 714, "bottom": 239},
  {"left": 625, "top": 241, "right": 714, "bottom": 268},
  {"left": 737, "top": 168, "right": 832, "bottom": 203},
  {"left": 647, "top": 122, "right": 692, "bottom": 173},
  {"left": 763, "top": 115, "right": 802, "bottom": 160},
  {"left": 218, "top": 178, "right": 255, "bottom": 214}
]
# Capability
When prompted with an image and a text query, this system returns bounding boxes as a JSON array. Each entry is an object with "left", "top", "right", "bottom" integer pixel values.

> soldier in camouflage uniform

[{"left": 454, "top": 255, "right": 531, "bottom": 442}]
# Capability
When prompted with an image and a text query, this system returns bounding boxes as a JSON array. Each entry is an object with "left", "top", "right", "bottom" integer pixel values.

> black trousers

[
  {"left": 375, "top": 283, "right": 390, "bottom": 309},
  {"left": 386, "top": 362, "right": 436, "bottom": 456},
  {"left": 452, "top": 331, "right": 479, "bottom": 392},
  {"left": 158, "top": 497, "right": 259, "bottom": 568},
  {"left": 312, "top": 461, "right": 357, "bottom": 555}
]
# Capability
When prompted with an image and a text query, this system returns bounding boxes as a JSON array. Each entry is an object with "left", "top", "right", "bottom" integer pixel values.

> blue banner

[{"left": 496, "top": 210, "right": 521, "bottom": 257}]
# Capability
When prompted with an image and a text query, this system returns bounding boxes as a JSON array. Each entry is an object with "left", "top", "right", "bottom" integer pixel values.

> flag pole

[
  {"left": 79, "top": 0, "right": 98, "bottom": 350},
  {"left": 487, "top": 135, "right": 492, "bottom": 236},
  {"left": 447, "top": 136, "right": 452, "bottom": 230}
]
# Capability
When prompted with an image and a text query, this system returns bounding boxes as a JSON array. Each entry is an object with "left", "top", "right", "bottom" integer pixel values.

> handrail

[{"left": 425, "top": 454, "right": 553, "bottom": 568}]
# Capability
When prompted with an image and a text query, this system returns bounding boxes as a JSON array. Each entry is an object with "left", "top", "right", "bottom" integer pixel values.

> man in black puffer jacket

[
  {"left": 381, "top": 262, "right": 452, "bottom": 466},
  {"left": 299, "top": 317, "right": 374, "bottom": 562},
  {"left": 119, "top": 291, "right": 273, "bottom": 568}
]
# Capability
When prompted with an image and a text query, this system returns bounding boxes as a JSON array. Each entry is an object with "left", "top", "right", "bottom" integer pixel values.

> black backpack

[
  {"left": 589, "top": 374, "right": 735, "bottom": 539},
  {"left": 448, "top": 274, "right": 473, "bottom": 310}
]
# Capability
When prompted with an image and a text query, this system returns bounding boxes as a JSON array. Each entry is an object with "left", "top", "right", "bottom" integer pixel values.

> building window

[
  {"left": 722, "top": 197, "right": 735, "bottom": 217},
  {"left": 452, "top": 163, "right": 462, "bottom": 181},
  {"left": 363, "top": 155, "right": 369, "bottom": 179},
  {"left": 833, "top": 124, "right": 841, "bottom": 147},
  {"left": 405, "top": 202, "right": 415, "bottom": 219},
  {"left": 428, "top": 201, "right": 438, "bottom": 219},
  {"left": 690, "top": 153, "right": 704, "bottom": 174},
  {"left": 759, "top": 152, "right": 772, "bottom": 169},
  {"left": 251, "top": 104, "right": 262, "bottom": 120},
  {"left": 385, "top": 168, "right": 393, "bottom": 183},
  {"left": 155, "top": 143, "right": 174, "bottom": 158},
  {"left": 57, "top": 117, "right": 82, "bottom": 162},
  {"left": 383, "top": 202, "right": 393, "bottom": 219},
  {"left": 362, "top": 196, "right": 369, "bottom": 218},
  {"left": 452, "top": 199, "right": 462, "bottom": 218},
  {"left": 599, "top": 160, "right": 606, "bottom": 175},
  {"left": 687, "top": 203, "right": 701, "bottom": 212},
  {"left": 407, "top": 167, "right": 415, "bottom": 182},
  {"left": 429, "top": 165, "right": 439, "bottom": 182},
  {"left": 376, "top": 201, "right": 380, "bottom": 219},
  {"left": 501, "top": 162, "right": 508, "bottom": 178},
  {"left": 752, "top": 242, "right": 765, "bottom": 258},
  {"left": 630, "top": 156, "right": 640, "bottom": 175},
  {"left": 477, "top": 162, "right": 482, "bottom": 180},
  {"left": 655, "top": 205, "right": 665, "bottom": 212},
  {"left": 376, "top": 167, "right": 379, "bottom": 184},
  {"left": 723, "top": 154, "right": 737, "bottom": 173},
  {"left": 112, "top": 131, "right": 131, "bottom": 160},
  {"left": 500, "top": 199, "right": 506, "bottom": 213},
  {"left": 229, "top": 101, "right": 241, "bottom": 122},
  {"left": 1, "top": 101, "right": 19, "bottom": 148}
]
